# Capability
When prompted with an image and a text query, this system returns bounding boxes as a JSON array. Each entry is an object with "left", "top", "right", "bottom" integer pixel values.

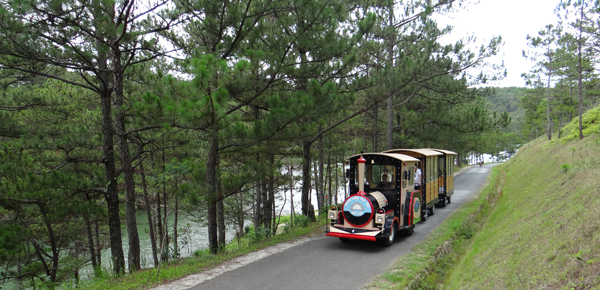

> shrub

[
  {"left": 458, "top": 220, "right": 477, "bottom": 239},
  {"left": 292, "top": 215, "right": 310, "bottom": 227},
  {"left": 249, "top": 226, "right": 271, "bottom": 245}
]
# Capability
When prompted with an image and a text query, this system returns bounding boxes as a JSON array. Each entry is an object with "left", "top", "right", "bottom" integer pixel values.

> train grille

[
  {"left": 342, "top": 195, "right": 374, "bottom": 227},
  {"left": 343, "top": 211, "right": 372, "bottom": 227}
]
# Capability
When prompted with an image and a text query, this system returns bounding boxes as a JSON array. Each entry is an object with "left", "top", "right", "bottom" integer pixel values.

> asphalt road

[{"left": 188, "top": 164, "right": 495, "bottom": 290}]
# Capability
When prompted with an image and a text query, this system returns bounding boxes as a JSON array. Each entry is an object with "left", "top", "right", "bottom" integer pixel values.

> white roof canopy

[{"left": 345, "top": 152, "right": 419, "bottom": 162}]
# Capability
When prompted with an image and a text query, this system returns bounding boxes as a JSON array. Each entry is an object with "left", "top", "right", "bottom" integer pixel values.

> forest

[
  {"left": 521, "top": 0, "right": 600, "bottom": 141},
  {"left": 1, "top": 0, "right": 596, "bottom": 289}
]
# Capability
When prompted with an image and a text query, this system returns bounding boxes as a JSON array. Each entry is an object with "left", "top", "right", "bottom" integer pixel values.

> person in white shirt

[
  {"left": 414, "top": 163, "right": 422, "bottom": 190},
  {"left": 381, "top": 168, "right": 392, "bottom": 184}
]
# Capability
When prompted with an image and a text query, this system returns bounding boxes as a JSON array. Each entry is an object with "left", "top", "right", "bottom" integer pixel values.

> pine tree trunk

[
  {"left": 140, "top": 162, "right": 159, "bottom": 267},
  {"left": 156, "top": 156, "right": 164, "bottom": 252},
  {"left": 217, "top": 161, "right": 226, "bottom": 249},
  {"left": 162, "top": 149, "right": 169, "bottom": 260},
  {"left": 386, "top": 1, "right": 395, "bottom": 150},
  {"left": 318, "top": 136, "right": 324, "bottom": 211},
  {"left": 327, "top": 155, "right": 332, "bottom": 207},
  {"left": 254, "top": 182, "right": 262, "bottom": 230},
  {"left": 172, "top": 177, "right": 178, "bottom": 257},
  {"left": 236, "top": 190, "right": 244, "bottom": 237},
  {"left": 546, "top": 66, "right": 552, "bottom": 141},
  {"left": 16, "top": 258, "right": 23, "bottom": 290},
  {"left": 334, "top": 161, "right": 339, "bottom": 205},
  {"left": 93, "top": 3, "right": 124, "bottom": 274},
  {"left": 558, "top": 114, "right": 563, "bottom": 139},
  {"left": 95, "top": 220, "right": 101, "bottom": 266},
  {"left": 100, "top": 89, "right": 124, "bottom": 274},
  {"left": 38, "top": 203, "right": 59, "bottom": 282},
  {"left": 84, "top": 193, "right": 98, "bottom": 269},
  {"left": 289, "top": 164, "right": 295, "bottom": 225},
  {"left": 261, "top": 174, "right": 268, "bottom": 230},
  {"left": 363, "top": 113, "right": 367, "bottom": 152},
  {"left": 301, "top": 140, "right": 313, "bottom": 217},
  {"left": 313, "top": 160, "right": 319, "bottom": 213},
  {"left": 207, "top": 130, "right": 219, "bottom": 253},
  {"left": 577, "top": 5, "right": 584, "bottom": 140},
  {"left": 373, "top": 105, "right": 378, "bottom": 152},
  {"left": 112, "top": 54, "right": 141, "bottom": 272},
  {"left": 265, "top": 155, "right": 275, "bottom": 234}
]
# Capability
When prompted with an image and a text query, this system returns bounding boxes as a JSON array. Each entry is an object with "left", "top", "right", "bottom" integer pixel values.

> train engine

[{"left": 326, "top": 152, "right": 422, "bottom": 246}]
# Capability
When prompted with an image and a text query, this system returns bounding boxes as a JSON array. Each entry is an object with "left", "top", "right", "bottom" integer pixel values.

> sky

[{"left": 436, "top": 0, "right": 561, "bottom": 88}]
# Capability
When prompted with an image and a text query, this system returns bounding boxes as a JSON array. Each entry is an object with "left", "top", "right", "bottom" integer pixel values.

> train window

[
  {"left": 427, "top": 158, "right": 432, "bottom": 183},
  {"left": 354, "top": 164, "right": 396, "bottom": 189},
  {"left": 370, "top": 165, "right": 396, "bottom": 189},
  {"left": 430, "top": 158, "right": 433, "bottom": 182}
]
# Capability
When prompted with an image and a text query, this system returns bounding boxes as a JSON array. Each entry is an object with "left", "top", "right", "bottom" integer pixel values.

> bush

[
  {"left": 318, "top": 206, "right": 329, "bottom": 217},
  {"left": 249, "top": 226, "right": 271, "bottom": 245},
  {"left": 292, "top": 215, "right": 310, "bottom": 227},
  {"left": 193, "top": 248, "right": 212, "bottom": 259},
  {"left": 458, "top": 220, "right": 477, "bottom": 239},
  {"left": 282, "top": 223, "right": 291, "bottom": 234}
]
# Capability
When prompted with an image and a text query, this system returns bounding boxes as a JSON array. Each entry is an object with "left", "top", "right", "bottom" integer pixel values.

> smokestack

[{"left": 357, "top": 153, "right": 366, "bottom": 195}]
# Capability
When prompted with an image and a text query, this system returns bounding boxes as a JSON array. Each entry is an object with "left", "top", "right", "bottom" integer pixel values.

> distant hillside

[
  {"left": 487, "top": 87, "right": 526, "bottom": 135},
  {"left": 444, "top": 106, "right": 600, "bottom": 289}
]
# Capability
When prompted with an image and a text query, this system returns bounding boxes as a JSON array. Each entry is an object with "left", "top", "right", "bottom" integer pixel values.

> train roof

[
  {"left": 345, "top": 152, "right": 419, "bottom": 162},
  {"left": 425, "top": 148, "right": 457, "bottom": 155},
  {"left": 381, "top": 148, "right": 443, "bottom": 156}
]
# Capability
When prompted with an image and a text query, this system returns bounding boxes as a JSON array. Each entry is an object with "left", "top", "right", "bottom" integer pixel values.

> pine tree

[
  {"left": 0, "top": 0, "right": 175, "bottom": 273},
  {"left": 522, "top": 24, "right": 562, "bottom": 140},
  {"left": 557, "top": 0, "right": 598, "bottom": 139}
]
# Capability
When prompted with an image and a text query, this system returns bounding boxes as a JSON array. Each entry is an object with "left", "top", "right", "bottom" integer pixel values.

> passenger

[
  {"left": 377, "top": 174, "right": 392, "bottom": 189},
  {"left": 414, "top": 163, "right": 422, "bottom": 190},
  {"left": 382, "top": 168, "right": 392, "bottom": 183}
]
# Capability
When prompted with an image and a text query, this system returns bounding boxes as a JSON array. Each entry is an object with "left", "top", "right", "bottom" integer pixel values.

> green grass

[
  {"left": 367, "top": 107, "right": 600, "bottom": 290},
  {"left": 365, "top": 164, "right": 505, "bottom": 289},
  {"left": 67, "top": 217, "right": 324, "bottom": 290},
  {"left": 443, "top": 136, "right": 600, "bottom": 289},
  {"left": 560, "top": 105, "right": 600, "bottom": 142}
]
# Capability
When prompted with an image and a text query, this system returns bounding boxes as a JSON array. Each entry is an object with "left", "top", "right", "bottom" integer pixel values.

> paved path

[{"left": 151, "top": 164, "right": 495, "bottom": 290}]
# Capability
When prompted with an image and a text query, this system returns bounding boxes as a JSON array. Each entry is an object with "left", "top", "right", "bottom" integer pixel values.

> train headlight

[
  {"left": 375, "top": 214, "right": 384, "bottom": 224},
  {"left": 328, "top": 210, "right": 338, "bottom": 220}
]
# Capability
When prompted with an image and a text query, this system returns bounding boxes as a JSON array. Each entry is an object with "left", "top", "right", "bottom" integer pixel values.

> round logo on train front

[
  {"left": 344, "top": 196, "right": 372, "bottom": 217},
  {"left": 413, "top": 197, "right": 421, "bottom": 220}
]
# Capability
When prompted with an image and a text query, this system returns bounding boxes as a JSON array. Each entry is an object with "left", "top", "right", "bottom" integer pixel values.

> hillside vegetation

[
  {"left": 444, "top": 111, "right": 600, "bottom": 288},
  {"left": 487, "top": 87, "right": 526, "bottom": 135}
]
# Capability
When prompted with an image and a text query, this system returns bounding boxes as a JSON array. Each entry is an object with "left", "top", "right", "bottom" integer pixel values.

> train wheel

[
  {"left": 429, "top": 205, "right": 435, "bottom": 216},
  {"left": 381, "top": 224, "right": 396, "bottom": 247},
  {"left": 421, "top": 209, "right": 428, "bottom": 222},
  {"left": 438, "top": 197, "right": 447, "bottom": 208},
  {"left": 405, "top": 226, "right": 414, "bottom": 236},
  {"left": 447, "top": 196, "right": 451, "bottom": 204},
  {"left": 339, "top": 238, "right": 349, "bottom": 243}
]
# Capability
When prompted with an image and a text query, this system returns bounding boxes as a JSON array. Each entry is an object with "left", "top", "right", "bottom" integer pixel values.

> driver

[{"left": 377, "top": 174, "right": 392, "bottom": 189}]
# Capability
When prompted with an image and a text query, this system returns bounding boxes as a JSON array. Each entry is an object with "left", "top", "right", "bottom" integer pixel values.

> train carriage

[
  {"left": 326, "top": 152, "right": 421, "bottom": 246},
  {"left": 428, "top": 149, "right": 457, "bottom": 207},
  {"left": 382, "top": 148, "right": 443, "bottom": 219}
]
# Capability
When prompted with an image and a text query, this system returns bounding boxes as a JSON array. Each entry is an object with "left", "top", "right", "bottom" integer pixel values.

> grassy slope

[
  {"left": 366, "top": 165, "right": 505, "bottom": 289},
  {"left": 445, "top": 128, "right": 600, "bottom": 288}
]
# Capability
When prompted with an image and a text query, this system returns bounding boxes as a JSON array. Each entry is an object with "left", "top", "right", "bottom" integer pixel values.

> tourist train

[{"left": 325, "top": 149, "right": 456, "bottom": 246}]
